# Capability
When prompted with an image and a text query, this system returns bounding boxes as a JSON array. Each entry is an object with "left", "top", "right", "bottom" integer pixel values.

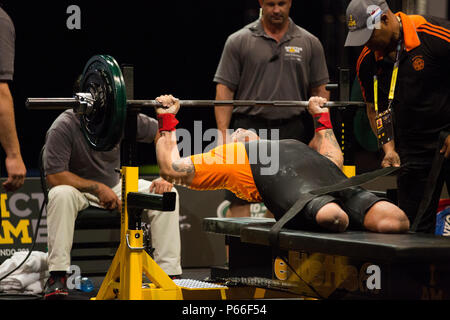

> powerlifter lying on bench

[{"left": 154, "top": 95, "right": 410, "bottom": 234}]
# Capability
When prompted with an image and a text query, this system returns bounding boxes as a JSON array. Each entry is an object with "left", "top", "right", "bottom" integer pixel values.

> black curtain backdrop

[{"left": 0, "top": 0, "right": 403, "bottom": 176}]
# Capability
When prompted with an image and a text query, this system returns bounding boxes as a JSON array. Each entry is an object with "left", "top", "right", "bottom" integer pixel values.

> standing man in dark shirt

[
  {"left": 214, "top": 0, "right": 330, "bottom": 218},
  {"left": 345, "top": 0, "right": 450, "bottom": 233},
  {"left": 0, "top": 6, "right": 26, "bottom": 191}
]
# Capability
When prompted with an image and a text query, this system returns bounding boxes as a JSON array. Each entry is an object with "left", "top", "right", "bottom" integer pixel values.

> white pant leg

[
  {"left": 146, "top": 184, "right": 182, "bottom": 276},
  {"left": 113, "top": 179, "right": 182, "bottom": 276},
  {"left": 46, "top": 185, "right": 90, "bottom": 272}
]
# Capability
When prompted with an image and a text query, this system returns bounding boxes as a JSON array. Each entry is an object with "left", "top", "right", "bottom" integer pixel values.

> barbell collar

[{"left": 25, "top": 98, "right": 80, "bottom": 110}]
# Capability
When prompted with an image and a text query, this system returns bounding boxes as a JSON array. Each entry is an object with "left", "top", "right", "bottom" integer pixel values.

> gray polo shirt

[
  {"left": 0, "top": 8, "right": 15, "bottom": 81},
  {"left": 44, "top": 109, "right": 158, "bottom": 188},
  {"left": 214, "top": 18, "right": 329, "bottom": 120}
]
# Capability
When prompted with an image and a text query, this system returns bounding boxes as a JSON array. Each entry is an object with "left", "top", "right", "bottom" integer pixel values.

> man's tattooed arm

[
  {"left": 172, "top": 158, "right": 195, "bottom": 174},
  {"left": 309, "top": 129, "right": 344, "bottom": 169},
  {"left": 156, "top": 130, "right": 196, "bottom": 186}
]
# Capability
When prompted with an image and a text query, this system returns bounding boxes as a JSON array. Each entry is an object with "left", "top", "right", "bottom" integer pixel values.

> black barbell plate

[{"left": 80, "top": 55, "right": 127, "bottom": 151}]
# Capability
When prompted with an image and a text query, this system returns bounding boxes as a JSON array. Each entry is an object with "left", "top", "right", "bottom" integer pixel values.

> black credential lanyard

[{"left": 373, "top": 19, "right": 403, "bottom": 146}]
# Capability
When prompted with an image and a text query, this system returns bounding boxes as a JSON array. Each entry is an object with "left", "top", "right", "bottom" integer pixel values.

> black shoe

[{"left": 44, "top": 273, "right": 69, "bottom": 300}]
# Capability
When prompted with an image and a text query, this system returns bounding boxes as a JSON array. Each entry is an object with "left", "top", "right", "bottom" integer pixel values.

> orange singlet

[{"left": 189, "top": 142, "right": 262, "bottom": 203}]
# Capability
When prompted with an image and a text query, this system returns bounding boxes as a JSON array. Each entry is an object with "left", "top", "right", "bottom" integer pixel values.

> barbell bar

[
  {"left": 25, "top": 54, "right": 366, "bottom": 151},
  {"left": 26, "top": 97, "right": 366, "bottom": 110},
  {"left": 127, "top": 100, "right": 366, "bottom": 108}
]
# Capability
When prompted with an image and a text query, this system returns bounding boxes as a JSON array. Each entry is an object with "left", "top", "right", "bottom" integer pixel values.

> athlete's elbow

[
  {"left": 336, "top": 154, "right": 344, "bottom": 170},
  {"left": 159, "top": 166, "right": 182, "bottom": 185},
  {"left": 326, "top": 153, "right": 343, "bottom": 170},
  {"left": 159, "top": 166, "right": 174, "bottom": 182}
]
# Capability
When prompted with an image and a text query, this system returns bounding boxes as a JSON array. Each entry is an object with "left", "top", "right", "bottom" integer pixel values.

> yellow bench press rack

[{"left": 93, "top": 166, "right": 227, "bottom": 300}]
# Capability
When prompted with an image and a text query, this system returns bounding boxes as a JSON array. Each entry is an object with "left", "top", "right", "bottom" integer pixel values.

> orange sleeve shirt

[{"left": 189, "top": 142, "right": 262, "bottom": 203}]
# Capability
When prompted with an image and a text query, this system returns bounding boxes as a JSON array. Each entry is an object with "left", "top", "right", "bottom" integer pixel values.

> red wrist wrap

[
  {"left": 157, "top": 114, "right": 179, "bottom": 132},
  {"left": 313, "top": 112, "right": 332, "bottom": 132}
]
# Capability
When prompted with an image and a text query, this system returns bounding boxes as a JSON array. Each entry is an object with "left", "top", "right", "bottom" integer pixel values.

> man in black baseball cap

[{"left": 345, "top": 0, "right": 450, "bottom": 233}]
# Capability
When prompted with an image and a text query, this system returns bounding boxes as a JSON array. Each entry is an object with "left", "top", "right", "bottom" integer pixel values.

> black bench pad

[
  {"left": 203, "top": 217, "right": 275, "bottom": 236},
  {"left": 203, "top": 218, "right": 450, "bottom": 263}
]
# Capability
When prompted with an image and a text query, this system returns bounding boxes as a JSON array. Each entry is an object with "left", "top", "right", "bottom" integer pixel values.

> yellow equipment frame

[
  {"left": 93, "top": 166, "right": 183, "bottom": 300},
  {"left": 93, "top": 166, "right": 230, "bottom": 300}
]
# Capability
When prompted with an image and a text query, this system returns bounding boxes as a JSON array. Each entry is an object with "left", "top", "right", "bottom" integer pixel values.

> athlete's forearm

[
  {"left": 155, "top": 130, "right": 195, "bottom": 186},
  {"left": 310, "top": 129, "right": 343, "bottom": 169},
  {"left": 307, "top": 101, "right": 343, "bottom": 169},
  {"left": 155, "top": 130, "right": 180, "bottom": 178}
]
